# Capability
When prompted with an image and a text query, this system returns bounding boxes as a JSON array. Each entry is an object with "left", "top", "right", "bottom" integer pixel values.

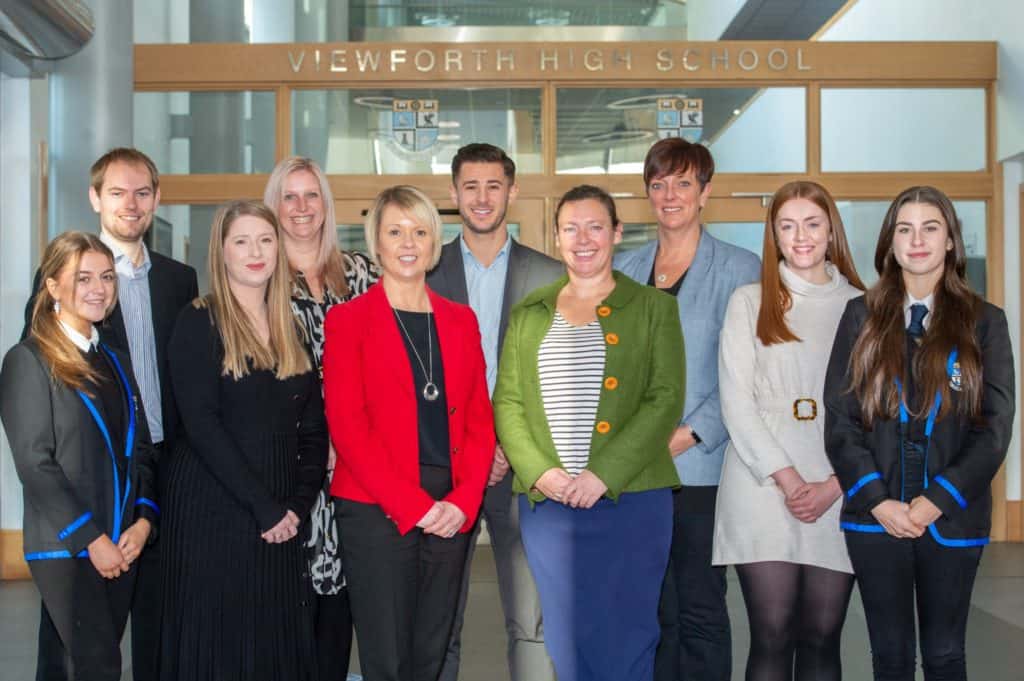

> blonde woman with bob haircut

[
  {"left": 1, "top": 232, "right": 158, "bottom": 680},
  {"left": 264, "top": 159, "right": 379, "bottom": 680},
  {"left": 714, "top": 181, "right": 864, "bottom": 681},
  {"left": 323, "top": 185, "right": 494, "bottom": 681},
  {"left": 160, "top": 200, "right": 328, "bottom": 681}
]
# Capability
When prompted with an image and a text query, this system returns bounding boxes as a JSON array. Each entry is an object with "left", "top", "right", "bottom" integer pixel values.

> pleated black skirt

[{"left": 159, "top": 434, "right": 316, "bottom": 681}]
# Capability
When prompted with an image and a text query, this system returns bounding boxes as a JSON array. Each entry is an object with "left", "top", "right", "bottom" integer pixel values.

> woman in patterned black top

[{"left": 264, "top": 156, "right": 379, "bottom": 681}]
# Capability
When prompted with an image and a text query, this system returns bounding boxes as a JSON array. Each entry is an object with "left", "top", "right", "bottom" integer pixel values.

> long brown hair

[
  {"left": 848, "top": 186, "right": 983, "bottom": 425},
  {"left": 29, "top": 232, "right": 116, "bottom": 392},
  {"left": 757, "top": 181, "right": 865, "bottom": 345},
  {"left": 197, "top": 200, "right": 310, "bottom": 380},
  {"left": 262, "top": 156, "right": 349, "bottom": 297}
]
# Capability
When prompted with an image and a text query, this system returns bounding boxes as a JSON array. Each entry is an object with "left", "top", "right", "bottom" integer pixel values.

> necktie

[{"left": 907, "top": 303, "right": 928, "bottom": 340}]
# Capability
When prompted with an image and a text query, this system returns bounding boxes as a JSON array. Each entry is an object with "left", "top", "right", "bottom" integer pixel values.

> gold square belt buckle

[{"left": 793, "top": 398, "right": 817, "bottom": 421}]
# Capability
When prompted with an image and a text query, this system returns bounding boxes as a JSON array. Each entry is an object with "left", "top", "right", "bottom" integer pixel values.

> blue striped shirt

[{"left": 101, "top": 234, "right": 163, "bottom": 443}]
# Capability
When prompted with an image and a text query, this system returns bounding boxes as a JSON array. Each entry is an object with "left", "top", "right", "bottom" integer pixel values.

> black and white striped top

[{"left": 537, "top": 311, "right": 607, "bottom": 475}]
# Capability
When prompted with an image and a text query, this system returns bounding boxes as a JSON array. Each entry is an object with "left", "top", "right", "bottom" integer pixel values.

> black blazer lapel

[
  {"left": 429, "top": 239, "right": 470, "bottom": 306},
  {"left": 499, "top": 239, "right": 529, "bottom": 352}
]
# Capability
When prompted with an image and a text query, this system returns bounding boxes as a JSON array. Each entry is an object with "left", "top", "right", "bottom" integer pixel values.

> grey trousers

[{"left": 438, "top": 474, "right": 556, "bottom": 681}]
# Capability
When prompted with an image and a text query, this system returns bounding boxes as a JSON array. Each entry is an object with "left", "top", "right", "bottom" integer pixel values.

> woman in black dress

[{"left": 160, "top": 200, "right": 327, "bottom": 681}]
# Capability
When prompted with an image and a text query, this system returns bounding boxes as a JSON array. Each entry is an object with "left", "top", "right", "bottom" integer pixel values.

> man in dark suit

[
  {"left": 429, "top": 143, "right": 563, "bottom": 681},
  {"left": 23, "top": 148, "right": 198, "bottom": 681}
]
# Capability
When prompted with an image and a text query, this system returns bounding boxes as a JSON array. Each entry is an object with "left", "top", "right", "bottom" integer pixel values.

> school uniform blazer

[
  {"left": 322, "top": 282, "right": 495, "bottom": 536},
  {"left": 614, "top": 231, "right": 760, "bottom": 485},
  {"left": 0, "top": 339, "right": 158, "bottom": 561},
  {"left": 493, "top": 272, "right": 686, "bottom": 503},
  {"left": 23, "top": 251, "right": 199, "bottom": 448},
  {"left": 824, "top": 296, "right": 1015, "bottom": 545}
]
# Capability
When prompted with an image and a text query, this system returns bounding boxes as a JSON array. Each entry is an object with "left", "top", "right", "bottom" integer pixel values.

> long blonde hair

[
  {"left": 29, "top": 232, "right": 117, "bottom": 392},
  {"left": 197, "top": 200, "right": 310, "bottom": 380},
  {"left": 263, "top": 156, "right": 348, "bottom": 297}
]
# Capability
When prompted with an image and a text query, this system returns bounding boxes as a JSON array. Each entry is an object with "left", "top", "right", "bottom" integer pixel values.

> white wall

[
  {"left": 0, "top": 75, "right": 48, "bottom": 531},
  {"left": 820, "top": 0, "right": 1024, "bottom": 502}
]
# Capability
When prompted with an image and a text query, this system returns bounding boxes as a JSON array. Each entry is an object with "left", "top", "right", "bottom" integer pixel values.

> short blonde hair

[{"left": 364, "top": 185, "right": 443, "bottom": 270}]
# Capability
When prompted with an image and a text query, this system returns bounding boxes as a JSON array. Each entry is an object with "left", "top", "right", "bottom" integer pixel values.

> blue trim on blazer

[
  {"left": 135, "top": 497, "right": 160, "bottom": 515},
  {"left": 840, "top": 521, "right": 887, "bottom": 533},
  {"left": 928, "top": 524, "right": 988, "bottom": 548},
  {"left": 56, "top": 512, "right": 92, "bottom": 541},
  {"left": 934, "top": 475, "right": 968, "bottom": 509},
  {"left": 73, "top": 344, "right": 138, "bottom": 545},
  {"left": 25, "top": 549, "right": 89, "bottom": 561},
  {"left": 847, "top": 472, "right": 882, "bottom": 499}
]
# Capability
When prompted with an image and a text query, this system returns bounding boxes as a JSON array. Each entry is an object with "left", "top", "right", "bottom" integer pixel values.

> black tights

[{"left": 736, "top": 561, "right": 854, "bottom": 681}]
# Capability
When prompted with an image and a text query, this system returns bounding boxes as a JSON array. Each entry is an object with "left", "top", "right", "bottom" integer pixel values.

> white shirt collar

[
  {"left": 904, "top": 293, "right": 935, "bottom": 328},
  {"left": 59, "top": 320, "right": 100, "bottom": 352}
]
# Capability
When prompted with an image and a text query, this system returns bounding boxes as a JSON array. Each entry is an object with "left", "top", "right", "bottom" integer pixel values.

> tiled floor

[{"left": 2, "top": 543, "right": 1021, "bottom": 680}]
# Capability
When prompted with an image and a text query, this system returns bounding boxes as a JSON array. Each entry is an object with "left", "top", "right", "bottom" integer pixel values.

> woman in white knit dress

[{"left": 714, "top": 181, "right": 865, "bottom": 681}]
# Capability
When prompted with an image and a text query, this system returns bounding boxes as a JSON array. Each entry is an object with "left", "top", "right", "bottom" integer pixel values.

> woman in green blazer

[{"left": 493, "top": 185, "right": 685, "bottom": 681}]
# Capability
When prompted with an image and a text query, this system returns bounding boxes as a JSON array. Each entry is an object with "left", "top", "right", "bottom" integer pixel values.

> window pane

[
  {"left": 836, "top": 200, "right": 986, "bottom": 295},
  {"left": 154, "top": 205, "right": 219, "bottom": 293},
  {"left": 134, "top": 91, "right": 276, "bottom": 174},
  {"left": 294, "top": 89, "right": 542, "bottom": 174},
  {"left": 821, "top": 89, "right": 986, "bottom": 172},
  {"left": 556, "top": 87, "right": 806, "bottom": 174}
]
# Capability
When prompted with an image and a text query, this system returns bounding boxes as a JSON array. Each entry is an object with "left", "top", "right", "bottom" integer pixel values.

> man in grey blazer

[
  {"left": 428, "top": 143, "right": 562, "bottom": 681},
  {"left": 614, "top": 138, "right": 760, "bottom": 681}
]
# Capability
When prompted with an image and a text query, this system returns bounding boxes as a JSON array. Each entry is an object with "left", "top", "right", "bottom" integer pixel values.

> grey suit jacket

[
  {"left": 427, "top": 236, "right": 563, "bottom": 351},
  {"left": 614, "top": 230, "right": 760, "bottom": 486}
]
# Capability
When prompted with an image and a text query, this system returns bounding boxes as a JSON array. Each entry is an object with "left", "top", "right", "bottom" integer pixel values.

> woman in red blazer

[{"left": 322, "top": 185, "right": 494, "bottom": 681}]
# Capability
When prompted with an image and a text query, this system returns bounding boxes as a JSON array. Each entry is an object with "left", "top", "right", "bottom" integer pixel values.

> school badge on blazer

[{"left": 950, "top": 361, "right": 963, "bottom": 391}]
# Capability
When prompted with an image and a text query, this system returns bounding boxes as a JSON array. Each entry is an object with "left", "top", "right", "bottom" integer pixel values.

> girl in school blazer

[
  {"left": 0, "top": 232, "right": 157, "bottom": 681},
  {"left": 824, "top": 187, "right": 1014, "bottom": 681}
]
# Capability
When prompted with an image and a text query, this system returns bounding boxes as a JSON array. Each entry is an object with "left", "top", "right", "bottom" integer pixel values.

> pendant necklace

[
  {"left": 394, "top": 309, "right": 441, "bottom": 401},
  {"left": 656, "top": 273, "right": 668, "bottom": 283}
]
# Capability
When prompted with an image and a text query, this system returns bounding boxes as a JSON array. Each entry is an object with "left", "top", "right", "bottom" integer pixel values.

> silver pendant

[
  {"left": 423, "top": 382, "right": 440, "bottom": 401},
  {"left": 656, "top": 273, "right": 667, "bottom": 283}
]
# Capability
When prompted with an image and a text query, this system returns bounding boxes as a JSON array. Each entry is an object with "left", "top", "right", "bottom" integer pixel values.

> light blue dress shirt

[
  {"left": 461, "top": 234, "right": 511, "bottom": 396},
  {"left": 101, "top": 234, "right": 163, "bottom": 443}
]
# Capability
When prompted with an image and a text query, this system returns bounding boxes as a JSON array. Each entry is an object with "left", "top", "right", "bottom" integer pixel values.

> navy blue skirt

[{"left": 519, "top": 488, "right": 672, "bottom": 681}]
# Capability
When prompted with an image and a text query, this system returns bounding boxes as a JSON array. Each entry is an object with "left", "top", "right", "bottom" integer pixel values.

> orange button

[
  {"left": 604, "top": 377, "right": 618, "bottom": 390},
  {"left": 595, "top": 421, "right": 611, "bottom": 434},
  {"left": 597, "top": 305, "right": 612, "bottom": 317},
  {"left": 605, "top": 332, "right": 619, "bottom": 345}
]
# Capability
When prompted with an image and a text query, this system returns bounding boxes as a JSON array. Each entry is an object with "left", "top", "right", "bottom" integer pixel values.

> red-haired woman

[
  {"left": 715, "top": 181, "right": 865, "bottom": 681},
  {"left": 824, "top": 186, "right": 1013, "bottom": 681}
]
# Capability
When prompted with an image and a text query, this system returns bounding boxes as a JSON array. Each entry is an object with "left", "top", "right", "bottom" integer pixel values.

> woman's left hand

[
  {"left": 784, "top": 477, "right": 842, "bottom": 523},
  {"left": 908, "top": 496, "right": 942, "bottom": 527},
  {"left": 422, "top": 501, "right": 467, "bottom": 539},
  {"left": 117, "top": 518, "right": 152, "bottom": 565},
  {"left": 564, "top": 470, "right": 608, "bottom": 509}
]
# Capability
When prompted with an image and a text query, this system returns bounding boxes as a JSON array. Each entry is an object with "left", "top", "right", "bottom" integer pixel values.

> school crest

[
  {"left": 657, "top": 98, "right": 703, "bottom": 143},
  {"left": 392, "top": 99, "right": 439, "bottom": 152},
  {"left": 949, "top": 361, "right": 963, "bottom": 391}
]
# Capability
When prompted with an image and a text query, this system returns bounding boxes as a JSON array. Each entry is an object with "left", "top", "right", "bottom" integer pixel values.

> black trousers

[
  {"left": 130, "top": 540, "right": 162, "bottom": 681},
  {"left": 337, "top": 465, "right": 471, "bottom": 681},
  {"left": 845, "top": 529, "right": 983, "bottom": 681},
  {"left": 31, "top": 558, "right": 137, "bottom": 681},
  {"left": 655, "top": 486, "right": 732, "bottom": 681},
  {"left": 314, "top": 588, "right": 353, "bottom": 681}
]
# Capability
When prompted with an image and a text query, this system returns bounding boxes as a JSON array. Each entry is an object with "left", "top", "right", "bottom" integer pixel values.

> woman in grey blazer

[
  {"left": 0, "top": 231, "right": 157, "bottom": 681},
  {"left": 614, "top": 138, "right": 760, "bottom": 681}
]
